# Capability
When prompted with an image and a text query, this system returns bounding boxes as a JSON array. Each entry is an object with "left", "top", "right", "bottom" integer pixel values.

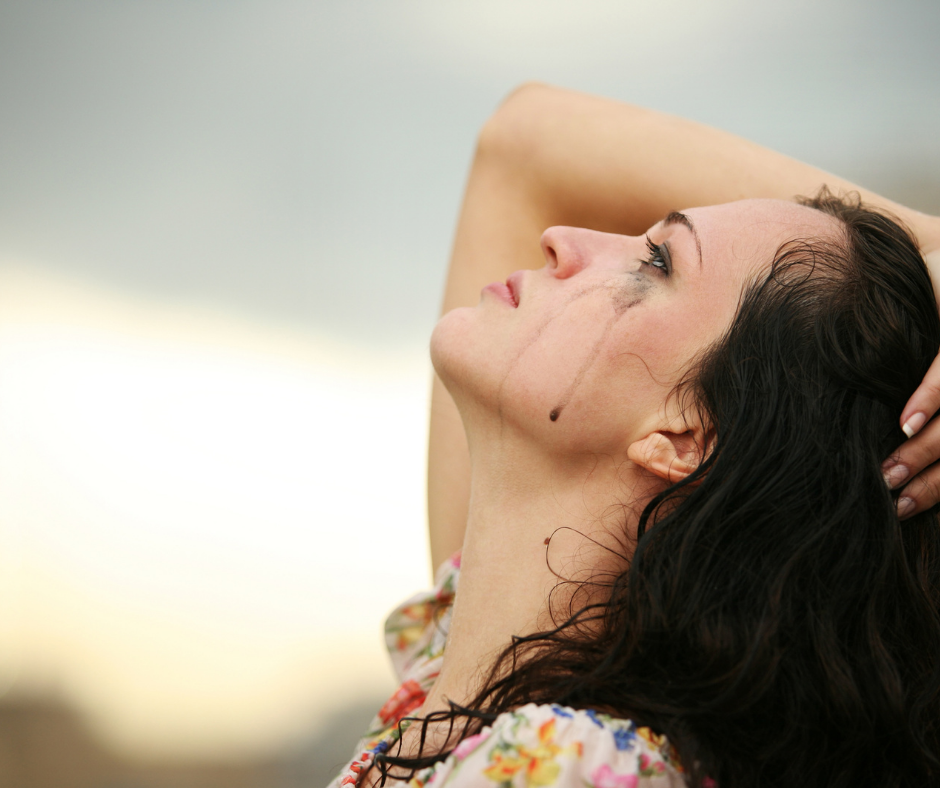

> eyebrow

[{"left": 663, "top": 211, "right": 702, "bottom": 268}]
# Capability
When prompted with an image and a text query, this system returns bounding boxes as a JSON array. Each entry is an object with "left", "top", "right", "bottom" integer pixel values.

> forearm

[
  {"left": 490, "top": 83, "right": 939, "bottom": 249},
  {"left": 427, "top": 82, "right": 940, "bottom": 570}
]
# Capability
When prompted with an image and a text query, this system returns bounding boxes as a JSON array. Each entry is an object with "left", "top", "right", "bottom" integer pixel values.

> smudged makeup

[{"left": 544, "top": 239, "right": 669, "bottom": 421}]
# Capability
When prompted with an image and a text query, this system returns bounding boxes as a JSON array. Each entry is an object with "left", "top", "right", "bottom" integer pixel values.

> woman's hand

[{"left": 884, "top": 246, "right": 940, "bottom": 518}]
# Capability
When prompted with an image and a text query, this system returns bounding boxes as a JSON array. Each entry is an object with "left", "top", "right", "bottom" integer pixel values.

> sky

[
  {"left": 0, "top": 0, "right": 938, "bottom": 763},
  {"left": 1, "top": 0, "right": 938, "bottom": 346}
]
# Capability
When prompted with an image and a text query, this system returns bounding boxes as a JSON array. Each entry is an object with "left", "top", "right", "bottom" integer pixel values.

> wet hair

[{"left": 376, "top": 191, "right": 940, "bottom": 788}]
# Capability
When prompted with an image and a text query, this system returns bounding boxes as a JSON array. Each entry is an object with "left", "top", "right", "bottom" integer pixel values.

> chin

[
  {"left": 430, "top": 307, "right": 505, "bottom": 414},
  {"left": 429, "top": 307, "right": 470, "bottom": 391}
]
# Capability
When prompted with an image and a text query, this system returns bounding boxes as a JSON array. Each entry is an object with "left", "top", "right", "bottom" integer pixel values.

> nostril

[
  {"left": 545, "top": 245, "right": 558, "bottom": 268},
  {"left": 540, "top": 231, "right": 559, "bottom": 269}
]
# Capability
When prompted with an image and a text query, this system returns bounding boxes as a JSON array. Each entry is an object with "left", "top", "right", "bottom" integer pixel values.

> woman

[{"left": 331, "top": 85, "right": 940, "bottom": 788}]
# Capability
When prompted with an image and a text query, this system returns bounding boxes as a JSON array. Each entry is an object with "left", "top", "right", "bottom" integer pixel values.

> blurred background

[{"left": 0, "top": 0, "right": 937, "bottom": 786}]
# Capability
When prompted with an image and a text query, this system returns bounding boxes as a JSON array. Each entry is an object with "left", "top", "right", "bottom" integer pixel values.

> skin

[
  {"left": 427, "top": 85, "right": 940, "bottom": 572},
  {"left": 407, "top": 199, "right": 839, "bottom": 756}
]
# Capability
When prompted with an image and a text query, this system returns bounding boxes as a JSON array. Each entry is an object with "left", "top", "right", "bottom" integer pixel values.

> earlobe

[{"left": 627, "top": 429, "right": 704, "bottom": 483}]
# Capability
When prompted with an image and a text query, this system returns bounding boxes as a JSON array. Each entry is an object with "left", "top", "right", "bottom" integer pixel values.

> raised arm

[{"left": 428, "top": 83, "right": 940, "bottom": 570}]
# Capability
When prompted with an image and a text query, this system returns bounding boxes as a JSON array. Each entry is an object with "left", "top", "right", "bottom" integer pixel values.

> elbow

[{"left": 474, "top": 82, "right": 559, "bottom": 166}]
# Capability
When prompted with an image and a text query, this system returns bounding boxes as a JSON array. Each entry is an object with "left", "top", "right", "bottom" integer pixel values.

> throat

[{"left": 424, "top": 453, "right": 640, "bottom": 715}]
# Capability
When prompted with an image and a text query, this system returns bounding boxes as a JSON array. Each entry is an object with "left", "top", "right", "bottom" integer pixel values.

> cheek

[
  {"left": 491, "top": 300, "right": 620, "bottom": 421},
  {"left": 641, "top": 282, "right": 743, "bottom": 368},
  {"left": 503, "top": 300, "right": 668, "bottom": 435},
  {"left": 595, "top": 301, "right": 722, "bottom": 406},
  {"left": 614, "top": 309, "right": 694, "bottom": 373},
  {"left": 610, "top": 272, "right": 654, "bottom": 314}
]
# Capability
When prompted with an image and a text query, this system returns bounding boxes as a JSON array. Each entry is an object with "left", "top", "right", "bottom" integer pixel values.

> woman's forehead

[{"left": 685, "top": 198, "right": 841, "bottom": 269}]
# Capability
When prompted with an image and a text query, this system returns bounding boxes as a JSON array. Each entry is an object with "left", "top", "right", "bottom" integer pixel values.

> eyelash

[{"left": 643, "top": 236, "right": 671, "bottom": 275}]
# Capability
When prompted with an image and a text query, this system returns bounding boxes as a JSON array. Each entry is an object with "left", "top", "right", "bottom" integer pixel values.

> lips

[{"left": 482, "top": 271, "right": 523, "bottom": 308}]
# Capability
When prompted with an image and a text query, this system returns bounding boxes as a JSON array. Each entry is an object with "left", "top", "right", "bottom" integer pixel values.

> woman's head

[
  {"left": 400, "top": 192, "right": 940, "bottom": 787},
  {"left": 431, "top": 198, "right": 840, "bottom": 467}
]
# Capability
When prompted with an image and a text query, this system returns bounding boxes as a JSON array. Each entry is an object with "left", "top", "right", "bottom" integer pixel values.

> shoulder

[{"left": 409, "top": 703, "right": 685, "bottom": 788}]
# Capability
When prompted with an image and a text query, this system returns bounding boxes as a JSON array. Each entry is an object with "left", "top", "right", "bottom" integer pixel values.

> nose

[
  {"left": 540, "top": 226, "right": 625, "bottom": 279},
  {"left": 540, "top": 226, "right": 587, "bottom": 280}
]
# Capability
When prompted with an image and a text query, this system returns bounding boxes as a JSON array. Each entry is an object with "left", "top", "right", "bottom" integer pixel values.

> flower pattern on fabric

[
  {"left": 327, "top": 554, "right": 688, "bottom": 788},
  {"left": 377, "top": 679, "right": 426, "bottom": 728},
  {"left": 480, "top": 716, "right": 576, "bottom": 787},
  {"left": 590, "top": 763, "right": 638, "bottom": 788}
]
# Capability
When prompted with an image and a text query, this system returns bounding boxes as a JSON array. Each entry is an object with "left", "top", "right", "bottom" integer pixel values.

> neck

[{"left": 420, "top": 429, "right": 654, "bottom": 717}]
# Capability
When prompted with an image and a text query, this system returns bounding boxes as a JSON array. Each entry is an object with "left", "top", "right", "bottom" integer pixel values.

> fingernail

[
  {"left": 902, "top": 412, "right": 927, "bottom": 438},
  {"left": 897, "top": 497, "right": 916, "bottom": 518},
  {"left": 883, "top": 464, "right": 910, "bottom": 489}
]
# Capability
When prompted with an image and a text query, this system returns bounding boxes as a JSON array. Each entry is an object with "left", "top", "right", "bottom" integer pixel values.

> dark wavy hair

[{"left": 376, "top": 192, "right": 940, "bottom": 788}]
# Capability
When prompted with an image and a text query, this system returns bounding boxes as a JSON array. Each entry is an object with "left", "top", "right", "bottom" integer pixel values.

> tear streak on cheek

[
  {"left": 496, "top": 282, "right": 611, "bottom": 414},
  {"left": 495, "top": 278, "right": 648, "bottom": 425},
  {"left": 550, "top": 290, "right": 644, "bottom": 423}
]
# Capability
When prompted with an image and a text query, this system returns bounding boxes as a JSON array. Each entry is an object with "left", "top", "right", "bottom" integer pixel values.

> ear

[{"left": 627, "top": 426, "right": 712, "bottom": 484}]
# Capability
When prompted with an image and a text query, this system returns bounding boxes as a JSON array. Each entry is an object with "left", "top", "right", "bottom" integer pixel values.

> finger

[
  {"left": 899, "top": 350, "right": 940, "bottom": 438},
  {"left": 882, "top": 414, "right": 940, "bottom": 489},
  {"left": 896, "top": 464, "right": 940, "bottom": 520}
]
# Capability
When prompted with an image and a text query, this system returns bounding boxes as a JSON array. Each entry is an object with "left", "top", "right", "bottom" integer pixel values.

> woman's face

[{"left": 432, "top": 198, "right": 838, "bottom": 453}]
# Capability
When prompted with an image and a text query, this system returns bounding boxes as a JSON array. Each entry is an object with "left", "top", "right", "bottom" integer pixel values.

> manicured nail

[
  {"left": 902, "top": 412, "right": 927, "bottom": 438},
  {"left": 897, "top": 497, "right": 916, "bottom": 518},
  {"left": 883, "top": 463, "right": 909, "bottom": 489}
]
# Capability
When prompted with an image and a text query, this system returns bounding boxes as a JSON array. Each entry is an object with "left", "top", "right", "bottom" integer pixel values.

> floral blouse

[{"left": 327, "top": 553, "right": 688, "bottom": 788}]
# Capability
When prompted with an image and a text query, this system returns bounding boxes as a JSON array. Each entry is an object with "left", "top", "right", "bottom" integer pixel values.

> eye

[{"left": 643, "top": 236, "right": 671, "bottom": 275}]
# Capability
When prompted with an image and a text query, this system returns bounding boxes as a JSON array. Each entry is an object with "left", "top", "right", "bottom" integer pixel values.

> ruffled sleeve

[
  {"left": 326, "top": 554, "right": 462, "bottom": 788},
  {"left": 405, "top": 704, "right": 685, "bottom": 788},
  {"left": 384, "top": 551, "right": 460, "bottom": 686}
]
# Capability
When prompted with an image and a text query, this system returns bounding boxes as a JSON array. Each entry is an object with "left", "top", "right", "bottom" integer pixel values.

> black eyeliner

[
  {"left": 661, "top": 241, "right": 673, "bottom": 275},
  {"left": 643, "top": 235, "right": 671, "bottom": 276}
]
